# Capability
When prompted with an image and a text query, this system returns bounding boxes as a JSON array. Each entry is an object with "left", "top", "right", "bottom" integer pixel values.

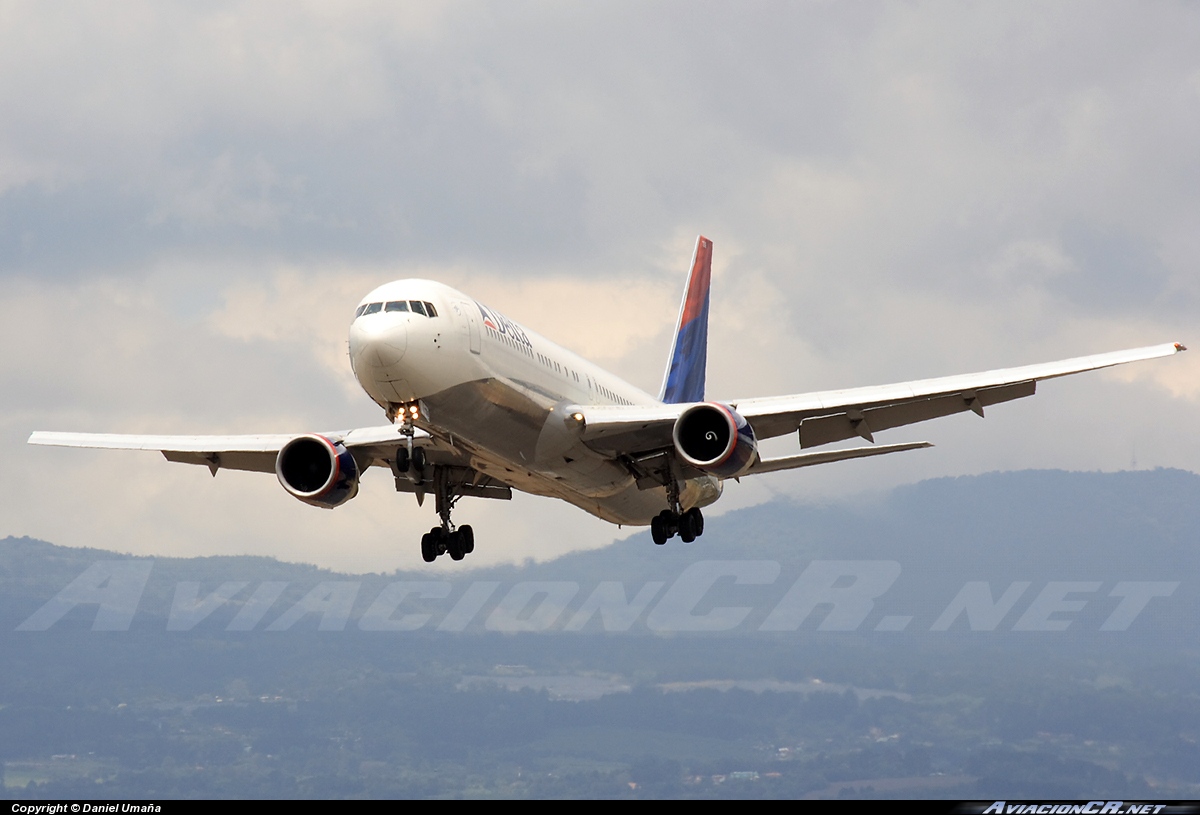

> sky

[{"left": 1, "top": 1, "right": 1198, "bottom": 573}]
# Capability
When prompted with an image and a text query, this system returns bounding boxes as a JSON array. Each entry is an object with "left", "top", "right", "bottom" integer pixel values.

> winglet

[{"left": 659, "top": 235, "right": 713, "bottom": 404}]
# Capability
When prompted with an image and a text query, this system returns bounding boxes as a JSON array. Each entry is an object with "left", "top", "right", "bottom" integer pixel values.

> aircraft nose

[{"left": 350, "top": 316, "right": 408, "bottom": 368}]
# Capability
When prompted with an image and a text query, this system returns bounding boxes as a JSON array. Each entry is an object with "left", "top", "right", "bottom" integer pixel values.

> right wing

[
  {"left": 738, "top": 342, "right": 1187, "bottom": 447},
  {"left": 577, "top": 341, "right": 1186, "bottom": 456}
]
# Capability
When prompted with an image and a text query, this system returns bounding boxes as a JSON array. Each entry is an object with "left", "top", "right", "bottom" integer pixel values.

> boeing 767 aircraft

[{"left": 29, "top": 237, "right": 1186, "bottom": 562}]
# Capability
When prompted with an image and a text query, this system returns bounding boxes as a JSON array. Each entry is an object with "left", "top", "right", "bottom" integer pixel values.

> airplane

[{"left": 29, "top": 236, "right": 1186, "bottom": 563}]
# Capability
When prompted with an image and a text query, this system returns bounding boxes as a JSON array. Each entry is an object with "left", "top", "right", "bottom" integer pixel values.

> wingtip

[{"left": 1175, "top": 342, "right": 1187, "bottom": 352}]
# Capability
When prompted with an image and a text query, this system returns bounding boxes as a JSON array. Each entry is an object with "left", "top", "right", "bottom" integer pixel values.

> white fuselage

[{"left": 346, "top": 279, "right": 721, "bottom": 525}]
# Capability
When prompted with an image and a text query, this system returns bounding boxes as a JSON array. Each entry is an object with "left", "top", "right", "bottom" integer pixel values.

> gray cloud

[{"left": 1, "top": 2, "right": 1197, "bottom": 569}]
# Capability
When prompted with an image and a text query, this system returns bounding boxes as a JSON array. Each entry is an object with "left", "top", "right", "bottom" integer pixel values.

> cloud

[{"left": 1, "top": 2, "right": 1198, "bottom": 570}]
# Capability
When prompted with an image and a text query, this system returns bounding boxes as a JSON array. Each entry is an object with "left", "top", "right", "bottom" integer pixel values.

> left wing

[
  {"left": 578, "top": 342, "right": 1186, "bottom": 460},
  {"left": 28, "top": 425, "right": 440, "bottom": 474},
  {"left": 29, "top": 425, "right": 514, "bottom": 506}
]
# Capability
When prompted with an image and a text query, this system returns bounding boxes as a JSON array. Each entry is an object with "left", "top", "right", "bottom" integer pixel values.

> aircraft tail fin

[{"left": 659, "top": 235, "right": 713, "bottom": 404}]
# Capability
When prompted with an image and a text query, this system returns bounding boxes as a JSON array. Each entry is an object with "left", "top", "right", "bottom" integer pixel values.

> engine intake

[
  {"left": 672, "top": 402, "right": 758, "bottom": 478},
  {"left": 276, "top": 434, "right": 360, "bottom": 508}
]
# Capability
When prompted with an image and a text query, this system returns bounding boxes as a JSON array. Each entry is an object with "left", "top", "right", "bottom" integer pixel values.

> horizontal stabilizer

[{"left": 747, "top": 441, "right": 933, "bottom": 476}]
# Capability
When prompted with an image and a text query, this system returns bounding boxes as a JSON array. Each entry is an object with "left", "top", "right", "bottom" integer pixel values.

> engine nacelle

[
  {"left": 672, "top": 402, "right": 758, "bottom": 478},
  {"left": 276, "top": 434, "right": 361, "bottom": 508}
]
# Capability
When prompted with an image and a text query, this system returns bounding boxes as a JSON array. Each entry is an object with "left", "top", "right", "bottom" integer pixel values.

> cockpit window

[{"left": 356, "top": 299, "right": 437, "bottom": 319}]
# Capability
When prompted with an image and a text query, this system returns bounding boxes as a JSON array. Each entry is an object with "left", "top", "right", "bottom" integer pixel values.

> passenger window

[
  {"left": 355, "top": 304, "right": 368, "bottom": 317},
  {"left": 409, "top": 301, "right": 427, "bottom": 317},
  {"left": 385, "top": 301, "right": 409, "bottom": 312},
  {"left": 424, "top": 302, "right": 438, "bottom": 317},
  {"left": 363, "top": 302, "right": 383, "bottom": 315}
]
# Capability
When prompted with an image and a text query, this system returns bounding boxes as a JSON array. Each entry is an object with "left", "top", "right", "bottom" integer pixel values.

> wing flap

[
  {"left": 162, "top": 450, "right": 277, "bottom": 474},
  {"left": 798, "top": 380, "right": 1035, "bottom": 448},
  {"left": 748, "top": 441, "right": 933, "bottom": 475}
]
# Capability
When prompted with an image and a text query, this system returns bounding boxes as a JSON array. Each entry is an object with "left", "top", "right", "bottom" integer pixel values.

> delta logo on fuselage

[{"left": 475, "top": 301, "right": 532, "bottom": 349}]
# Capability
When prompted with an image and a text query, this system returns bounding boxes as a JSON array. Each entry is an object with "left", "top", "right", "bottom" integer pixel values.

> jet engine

[
  {"left": 672, "top": 402, "right": 758, "bottom": 478},
  {"left": 275, "top": 434, "right": 361, "bottom": 508}
]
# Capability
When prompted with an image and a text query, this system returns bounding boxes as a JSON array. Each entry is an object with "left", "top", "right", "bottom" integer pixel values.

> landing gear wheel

[
  {"left": 429, "top": 526, "right": 445, "bottom": 560},
  {"left": 686, "top": 507, "right": 704, "bottom": 537},
  {"left": 651, "top": 514, "right": 669, "bottom": 545},
  {"left": 447, "top": 530, "right": 466, "bottom": 561},
  {"left": 411, "top": 446, "right": 427, "bottom": 471},
  {"left": 679, "top": 511, "right": 697, "bottom": 543},
  {"left": 395, "top": 447, "right": 410, "bottom": 473},
  {"left": 420, "top": 531, "right": 437, "bottom": 563},
  {"left": 459, "top": 525, "right": 475, "bottom": 554}
]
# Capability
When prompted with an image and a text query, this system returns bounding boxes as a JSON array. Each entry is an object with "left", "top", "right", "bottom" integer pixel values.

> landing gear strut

[{"left": 651, "top": 507, "right": 705, "bottom": 545}]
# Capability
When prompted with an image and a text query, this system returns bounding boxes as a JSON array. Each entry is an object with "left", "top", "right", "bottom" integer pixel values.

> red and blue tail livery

[{"left": 660, "top": 235, "right": 713, "bottom": 404}]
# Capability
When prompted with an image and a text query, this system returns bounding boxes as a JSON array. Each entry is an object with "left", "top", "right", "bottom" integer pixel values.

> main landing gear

[
  {"left": 650, "top": 471, "right": 706, "bottom": 545},
  {"left": 420, "top": 457, "right": 476, "bottom": 563},
  {"left": 421, "top": 524, "right": 474, "bottom": 563},
  {"left": 390, "top": 412, "right": 478, "bottom": 564},
  {"left": 651, "top": 507, "right": 705, "bottom": 545}
]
